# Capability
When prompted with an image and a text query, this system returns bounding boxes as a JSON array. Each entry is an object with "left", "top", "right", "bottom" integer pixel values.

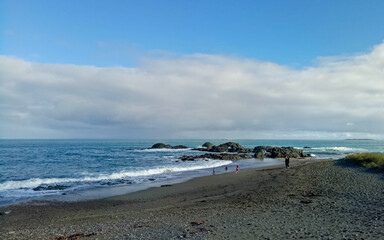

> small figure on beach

[
  {"left": 213, "top": 168, "right": 216, "bottom": 175},
  {"left": 236, "top": 165, "right": 239, "bottom": 173},
  {"left": 225, "top": 166, "right": 228, "bottom": 172},
  {"left": 285, "top": 157, "right": 290, "bottom": 168}
]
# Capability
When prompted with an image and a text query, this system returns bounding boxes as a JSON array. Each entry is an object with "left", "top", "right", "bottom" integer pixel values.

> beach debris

[
  {"left": 180, "top": 224, "right": 210, "bottom": 238},
  {"left": 192, "top": 227, "right": 209, "bottom": 234},
  {"left": 0, "top": 210, "right": 11, "bottom": 215},
  {"left": 190, "top": 220, "right": 206, "bottom": 226},
  {"left": 303, "top": 192, "right": 322, "bottom": 198},
  {"left": 161, "top": 184, "right": 172, "bottom": 187},
  {"left": 48, "top": 232, "right": 97, "bottom": 240},
  {"left": 300, "top": 198, "right": 313, "bottom": 204},
  {"left": 132, "top": 223, "right": 143, "bottom": 229}
]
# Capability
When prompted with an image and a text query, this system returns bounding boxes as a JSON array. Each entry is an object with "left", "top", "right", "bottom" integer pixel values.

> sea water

[{"left": 0, "top": 139, "right": 383, "bottom": 206}]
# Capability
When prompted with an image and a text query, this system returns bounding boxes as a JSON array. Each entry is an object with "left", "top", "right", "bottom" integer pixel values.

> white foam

[
  {"left": 0, "top": 160, "right": 231, "bottom": 191},
  {"left": 311, "top": 147, "right": 366, "bottom": 152},
  {"left": 134, "top": 148, "right": 192, "bottom": 152},
  {"left": 0, "top": 177, "right": 78, "bottom": 191}
]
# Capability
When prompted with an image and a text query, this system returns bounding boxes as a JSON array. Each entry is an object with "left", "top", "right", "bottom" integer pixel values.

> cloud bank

[{"left": 1, "top": 42, "right": 384, "bottom": 139}]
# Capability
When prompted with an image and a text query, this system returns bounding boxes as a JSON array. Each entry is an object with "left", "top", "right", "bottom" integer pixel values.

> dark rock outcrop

[
  {"left": 33, "top": 185, "right": 70, "bottom": 191},
  {"left": 202, "top": 142, "right": 214, "bottom": 150},
  {"left": 180, "top": 153, "right": 252, "bottom": 161},
  {"left": 180, "top": 156, "right": 198, "bottom": 161},
  {"left": 253, "top": 146, "right": 309, "bottom": 159},
  {"left": 150, "top": 143, "right": 189, "bottom": 149},
  {"left": 151, "top": 143, "right": 172, "bottom": 149},
  {"left": 172, "top": 145, "right": 189, "bottom": 149},
  {"left": 193, "top": 142, "right": 252, "bottom": 153},
  {"left": 210, "top": 142, "right": 252, "bottom": 153}
]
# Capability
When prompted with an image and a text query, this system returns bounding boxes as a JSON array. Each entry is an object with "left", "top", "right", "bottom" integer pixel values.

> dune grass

[{"left": 344, "top": 152, "right": 384, "bottom": 170}]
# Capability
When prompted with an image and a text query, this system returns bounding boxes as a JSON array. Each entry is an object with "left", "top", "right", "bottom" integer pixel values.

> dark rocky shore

[
  {"left": 150, "top": 141, "right": 310, "bottom": 161},
  {"left": 1, "top": 159, "right": 383, "bottom": 239},
  {"left": 150, "top": 143, "right": 190, "bottom": 149},
  {"left": 180, "top": 153, "right": 253, "bottom": 161}
]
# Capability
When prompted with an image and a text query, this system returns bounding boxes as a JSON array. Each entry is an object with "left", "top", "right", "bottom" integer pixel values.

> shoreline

[
  {"left": 0, "top": 157, "right": 284, "bottom": 207},
  {"left": 1, "top": 158, "right": 383, "bottom": 239}
]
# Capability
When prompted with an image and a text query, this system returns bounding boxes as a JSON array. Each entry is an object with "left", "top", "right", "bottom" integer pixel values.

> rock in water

[
  {"left": 202, "top": 142, "right": 215, "bottom": 150},
  {"left": 255, "top": 150, "right": 266, "bottom": 159},
  {"left": 253, "top": 146, "right": 309, "bottom": 159},
  {"left": 179, "top": 156, "right": 196, "bottom": 161},
  {"left": 172, "top": 145, "right": 189, "bottom": 149},
  {"left": 151, "top": 143, "right": 172, "bottom": 149},
  {"left": 210, "top": 142, "right": 252, "bottom": 153},
  {"left": 150, "top": 143, "right": 189, "bottom": 149},
  {"left": 180, "top": 153, "right": 252, "bottom": 161}
]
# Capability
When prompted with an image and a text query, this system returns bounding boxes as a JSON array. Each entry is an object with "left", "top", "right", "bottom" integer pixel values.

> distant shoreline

[{"left": 345, "top": 138, "right": 374, "bottom": 140}]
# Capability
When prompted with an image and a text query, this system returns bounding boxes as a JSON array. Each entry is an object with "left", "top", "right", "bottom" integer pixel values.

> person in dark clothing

[{"left": 285, "top": 156, "right": 290, "bottom": 168}]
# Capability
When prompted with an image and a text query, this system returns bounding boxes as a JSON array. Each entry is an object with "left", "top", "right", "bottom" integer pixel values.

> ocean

[{"left": 0, "top": 139, "right": 383, "bottom": 206}]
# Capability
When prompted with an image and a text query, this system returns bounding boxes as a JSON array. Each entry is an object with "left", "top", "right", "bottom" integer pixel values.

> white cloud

[{"left": 1, "top": 42, "right": 384, "bottom": 139}]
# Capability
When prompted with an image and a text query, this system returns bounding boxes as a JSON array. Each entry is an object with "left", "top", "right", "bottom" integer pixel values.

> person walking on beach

[
  {"left": 236, "top": 165, "right": 239, "bottom": 173},
  {"left": 285, "top": 156, "right": 290, "bottom": 168},
  {"left": 213, "top": 168, "right": 216, "bottom": 175},
  {"left": 225, "top": 166, "right": 228, "bottom": 172}
]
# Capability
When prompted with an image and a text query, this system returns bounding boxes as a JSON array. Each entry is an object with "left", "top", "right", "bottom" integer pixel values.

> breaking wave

[
  {"left": 132, "top": 148, "right": 192, "bottom": 152},
  {"left": 0, "top": 160, "right": 231, "bottom": 191},
  {"left": 310, "top": 147, "right": 367, "bottom": 152}
]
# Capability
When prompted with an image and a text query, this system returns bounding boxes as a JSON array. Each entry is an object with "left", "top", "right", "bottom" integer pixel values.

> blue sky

[
  {"left": 2, "top": 0, "right": 384, "bottom": 67},
  {"left": 1, "top": 1, "right": 384, "bottom": 139}
]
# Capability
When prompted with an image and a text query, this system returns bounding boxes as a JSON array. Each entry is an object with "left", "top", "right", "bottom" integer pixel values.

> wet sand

[{"left": 1, "top": 158, "right": 383, "bottom": 239}]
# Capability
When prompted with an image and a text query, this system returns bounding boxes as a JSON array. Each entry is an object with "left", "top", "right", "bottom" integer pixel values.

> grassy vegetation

[{"left": 344, "top": 153, "right": 384, "bottom": 170}]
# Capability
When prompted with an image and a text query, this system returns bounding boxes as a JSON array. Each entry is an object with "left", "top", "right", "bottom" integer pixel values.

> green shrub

[{"left": 344, "top": 152, "right": 384, "bottom": 170}]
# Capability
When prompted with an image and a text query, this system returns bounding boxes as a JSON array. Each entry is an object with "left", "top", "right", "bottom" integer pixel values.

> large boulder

[
  {"left": 151, "top": 143, "right": 172, "bottom": 149},
  {"left": 202, "top": 142, "right": 215, "bottom": 150},
  {"left": 254, "top": 146, "right": 308, "bottom": 159},
  {"left": 180, "top": 153, "right": 252, "bottom": 161},
  {"left": 172, "top": 145, "right": 189, "bottom": 149},
  {"left": 211, "top": 142, "right": 252, "bottom": 153},
  {"left": 151, "top": 143, "right": 189, "bottom": 149},
  {"left": 254, "top": 150, "right": 267, "bottom": 159}
]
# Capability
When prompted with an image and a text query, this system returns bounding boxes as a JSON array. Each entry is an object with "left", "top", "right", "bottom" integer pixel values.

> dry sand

[{"left": 1, "top": 158, "right": 383, "bottom": 240}]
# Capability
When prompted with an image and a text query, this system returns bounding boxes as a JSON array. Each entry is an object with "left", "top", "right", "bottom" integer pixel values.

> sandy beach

[{"left": 1, "top": 158, "right": 383, "bottom": 240}]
